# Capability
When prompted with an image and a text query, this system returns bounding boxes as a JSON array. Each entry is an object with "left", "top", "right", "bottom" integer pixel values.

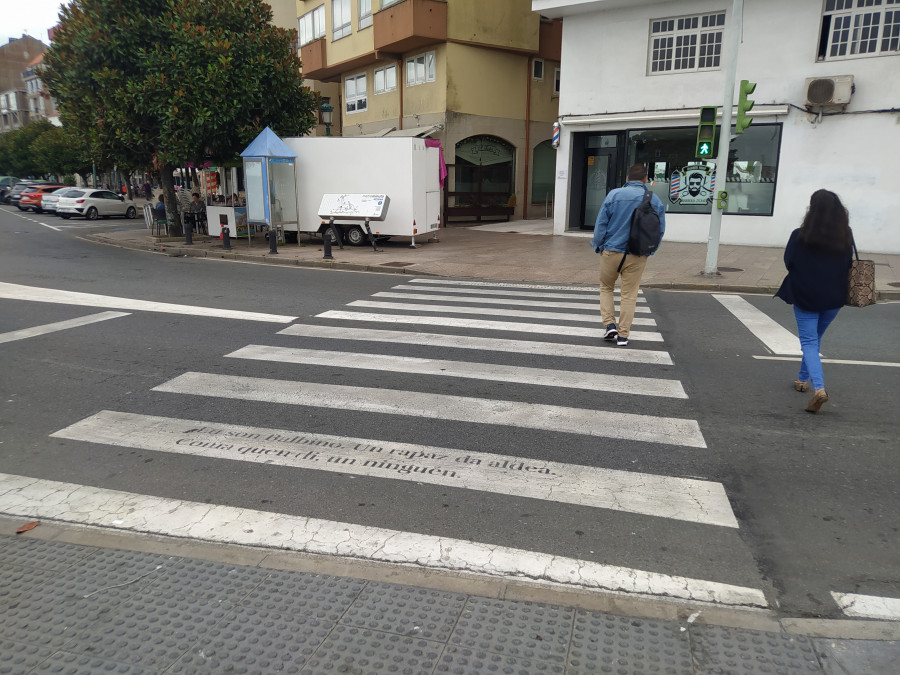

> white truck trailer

[{"left": 280, "top": 136, "right": 442, "bottom": 246}]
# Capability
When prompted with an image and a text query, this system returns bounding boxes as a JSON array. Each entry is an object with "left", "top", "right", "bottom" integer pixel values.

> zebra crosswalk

[{"left": 0, "top": 277, "right": 772, "bottom": 608}]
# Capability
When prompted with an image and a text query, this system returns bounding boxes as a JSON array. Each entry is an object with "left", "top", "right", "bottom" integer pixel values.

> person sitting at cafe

[{"left": 188, "top": 192, "right": 207, "bottom": 233}]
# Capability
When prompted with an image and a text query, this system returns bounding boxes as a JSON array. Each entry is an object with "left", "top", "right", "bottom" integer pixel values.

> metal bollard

[
  {"left": 222, "top": 226, "right": 231, "bottom": 250},
  {"left": 184, "top": 217, "right": 193, "bottom": 245},
  {"left": 268, "top": 226, "right": 278, "bottom": 254},
  {"left": 323, "top": 232, "right": 333, "bottom": 259}
]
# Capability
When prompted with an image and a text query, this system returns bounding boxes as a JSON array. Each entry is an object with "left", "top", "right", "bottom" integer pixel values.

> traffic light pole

[{"left": 703, "top": 0, "right": 743, "bottom": 276}]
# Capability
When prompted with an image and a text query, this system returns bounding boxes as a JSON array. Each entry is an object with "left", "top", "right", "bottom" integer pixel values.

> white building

[{"left": 533, "top": 0, "right": 900, "bottom": 252}]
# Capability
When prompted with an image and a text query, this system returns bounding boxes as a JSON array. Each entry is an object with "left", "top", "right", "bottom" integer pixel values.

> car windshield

[{"left": 65, "top": 190, "right": 86, "bottom": 198}]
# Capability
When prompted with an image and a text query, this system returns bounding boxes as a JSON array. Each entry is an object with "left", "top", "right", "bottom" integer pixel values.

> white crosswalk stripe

[
  {"left": 407, "top": 278, "right": 642, "bottom": 294},
  {"left": 373, "top": 291, "right": 651, "bottom": 313},
  {"left": 391, "top": 283, "right": 647, "bottom": 303}
]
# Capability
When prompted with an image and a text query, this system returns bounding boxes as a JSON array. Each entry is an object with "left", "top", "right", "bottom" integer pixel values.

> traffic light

[
  {"left": 736, "top": 80, "right": 756, "bottom": 134},
  {"left": 695, "top": 106, "right": 717, "bottom": 159}
]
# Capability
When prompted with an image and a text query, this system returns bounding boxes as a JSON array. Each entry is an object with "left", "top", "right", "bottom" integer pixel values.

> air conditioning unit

[{"left": 804, "top": 75, "right": 854, "bottom": 107}]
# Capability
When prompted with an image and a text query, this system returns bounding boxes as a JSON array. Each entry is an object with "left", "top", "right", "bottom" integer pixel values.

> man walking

[{"left": 591, "top": 164, "right": 666, "bottom": 346}]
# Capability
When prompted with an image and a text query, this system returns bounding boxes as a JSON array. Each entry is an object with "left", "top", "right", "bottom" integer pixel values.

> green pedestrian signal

[
  {"left": 736, "top": 80, "right": 756, "bottom": 134},
  {"left": 696, "top": 106, "right": 717, "bottom": 159}
]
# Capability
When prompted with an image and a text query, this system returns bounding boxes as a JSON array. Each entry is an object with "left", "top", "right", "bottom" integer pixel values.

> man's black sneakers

[
  {"left": 603, "top": 323, "right": 618, "bottom": 341},
  {"left": 616, "top": 335, "right": 629, "bottom": 346}
]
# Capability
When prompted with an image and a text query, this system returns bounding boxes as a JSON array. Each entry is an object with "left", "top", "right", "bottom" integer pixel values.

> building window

[
  {"left": 333, "top": 0, "right": 351, "bottom": 40},
  {"left": 625, "top": 124, "right": 782, "bottom": 216},
  {"left": 532, "top": 58, "right": 544, "bottom": 80},
  {"left": 374, "top": 64, "right": 397, "bottom": 94},
  {"left": 298, "top": 5, "right": 325, "bottom": 46},
  {"left": 345, "top": 73, "right": 367, "bottom": 113},
  {"left": 819, "top": 0, "right": 900, "bottom": 60},
  {"left": 406, "top": 51, "right": 436, "bottom": 86},
  {"left": 382, "top": 0, "right": 403, "bottom": 8},
  {"left": 648, "top": 11, "right": 726, "bottom": 73},
  {"left": 359, "top": 0, "right": 372, "bottom": 29},
  {"left": 553, "top": 67, "right": 560, "bottom": 95}
]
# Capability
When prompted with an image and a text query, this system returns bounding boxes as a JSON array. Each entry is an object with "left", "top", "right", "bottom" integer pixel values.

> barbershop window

[{"left": 626, "top": 124, "right": 782, "bottom": 216}]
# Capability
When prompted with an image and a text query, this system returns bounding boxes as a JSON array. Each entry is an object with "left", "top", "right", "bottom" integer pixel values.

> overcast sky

[{"left": 0, "top": 0, "right": 70, "bottom": 47}]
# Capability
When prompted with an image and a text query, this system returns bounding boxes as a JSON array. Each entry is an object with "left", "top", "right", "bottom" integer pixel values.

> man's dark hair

[
  {"left": 627, "top": 164, "right": 648, "bottom": 181},
  {"left": 192, "top": 192, "right": 200, "bottom": 199},
  {"left": 798, "top": 189, "right": 852, "bottom": 255}
]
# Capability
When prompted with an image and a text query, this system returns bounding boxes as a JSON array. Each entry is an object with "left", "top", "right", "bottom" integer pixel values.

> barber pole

[{"left": 552, "top": 122, "right": 560, "bottom": 149}]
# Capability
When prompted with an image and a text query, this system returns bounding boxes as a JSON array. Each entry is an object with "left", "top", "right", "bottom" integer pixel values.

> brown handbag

[{"left": 846, "top": 239, "right": 876, "bottom": 307}]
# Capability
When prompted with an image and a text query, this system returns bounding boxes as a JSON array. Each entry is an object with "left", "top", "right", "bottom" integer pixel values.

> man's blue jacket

[{"left": 591, "top": 181, "right": 666, "bottom": 254}]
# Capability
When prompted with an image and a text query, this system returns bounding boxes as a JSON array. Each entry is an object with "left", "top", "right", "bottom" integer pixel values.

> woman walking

[{"left": 775, "top": 190, "right": 853, "bottom": 413}]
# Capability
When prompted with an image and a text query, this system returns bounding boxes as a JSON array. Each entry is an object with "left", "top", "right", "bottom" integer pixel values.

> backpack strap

[{"left": 617, "top": 185, "right": 652, "bottom": 273}]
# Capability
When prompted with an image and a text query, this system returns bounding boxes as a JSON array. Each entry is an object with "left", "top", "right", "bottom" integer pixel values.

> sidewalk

[
  {"left": 2, "top": 520, "right": 898, "bottom": 674},
  {"left": 86, "top": 219, "right": 900, "bottom": 299}
]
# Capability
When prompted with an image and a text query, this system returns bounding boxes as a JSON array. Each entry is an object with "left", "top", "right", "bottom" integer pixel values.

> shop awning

[{"left": 361, "top": 125, "right": 442, "bottom": 138}]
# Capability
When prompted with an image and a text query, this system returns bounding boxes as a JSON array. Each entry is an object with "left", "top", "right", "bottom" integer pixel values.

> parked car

[
  {"left": 0, "top": 176, "right": 18, "bottom": 203},
  {"left": 41, "top": 186, "right": 82, "bottom": 214},
  {"left": 56, "top": 189, "right": 138, "bottom": 220},
  {"left": 18, "top": 184, "right": 67, "bottom": 213},
  {"left": 8, "top": 180, "right": 53, "bottom": 207}
]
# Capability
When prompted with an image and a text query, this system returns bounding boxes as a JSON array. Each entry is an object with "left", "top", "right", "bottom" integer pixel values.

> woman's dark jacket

[{"left": 775, "top": 228, "right": 852, "bottom": 311}]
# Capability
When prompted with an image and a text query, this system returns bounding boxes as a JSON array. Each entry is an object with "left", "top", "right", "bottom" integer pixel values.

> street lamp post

[{"left": 319, "top": 102, "right": 334, "bottom": 137}]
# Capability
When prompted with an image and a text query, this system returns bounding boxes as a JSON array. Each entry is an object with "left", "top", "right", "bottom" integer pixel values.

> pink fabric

[{"left": 425, "top": 139, "right": 448, "bottom": 186}]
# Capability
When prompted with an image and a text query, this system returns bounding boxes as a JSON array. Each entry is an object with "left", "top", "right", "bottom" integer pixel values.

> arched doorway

[
  {"left": 446, "top": 135, "right": 516, "bottom": 221},
  {"left": 531, "top": 140, "right": 555, "bottom": 208}
]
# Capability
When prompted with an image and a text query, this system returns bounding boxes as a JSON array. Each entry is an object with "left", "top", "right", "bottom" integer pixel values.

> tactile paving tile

[
  {"left": 240, "top": 569, "right": 365, "bottom": 620},
  {"left": 449, "top": 597, "right": 574, "bottom": 665},
  {"left": 690, "top": 624, "right": 821, "bottom": 674},
  {"left": 0, "top": 638, "right": 54, "bottom": 675},
  {"left": 169, "top": 605, "right": 333, "bottom": 674},
  {"left": 0, "top": 535, "right": 94, "bottom": 570},
  {"left": 567, "top": 610, "right": 693, "bottom": 675},
  {"left": 339, "top": 581, "right": 467, "bottom": 641},
  {"left": 0, "top": 564, "right": 58, "bottom": 603},
  {"left": 30, "top": 650, "right": 159, "bottom": 674},
  {"left": 145, "top": 557, "right": 269, "bottom": 603},
  {"left": 436, "top": 645, "right": 566, "bottom": 674},
  {"left": 65, "top": 589, "right": 234, "bottom": 669},
  {"left": 301, "top": 624, "right": 443, "bottom": 673}
]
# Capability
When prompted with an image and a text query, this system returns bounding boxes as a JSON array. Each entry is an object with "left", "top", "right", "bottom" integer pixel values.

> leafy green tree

[
  {"left": 43, "top": 0, "right": 317, "bottom": 234},
  {"left": 0, "top": 120, "right": 56, "bottom": 178},
  {"left": 29, "top": 125, "right": 92, "bottom": 180}
]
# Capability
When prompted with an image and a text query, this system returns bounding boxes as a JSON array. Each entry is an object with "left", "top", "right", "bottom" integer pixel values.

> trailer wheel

[{"left": 345, "top": 225, "right": 367, "bottom": 246}]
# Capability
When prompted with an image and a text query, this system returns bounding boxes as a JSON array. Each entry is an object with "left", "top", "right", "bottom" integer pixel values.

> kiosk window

[{"left": 626, "top": 123, "right": 782, "bottom": 216}]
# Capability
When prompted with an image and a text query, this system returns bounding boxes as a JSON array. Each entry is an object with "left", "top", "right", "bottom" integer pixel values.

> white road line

[
  {"left": 277, "top": 325, "right": 674, "bottom": 365},
  {"left": 373, "top": 291, "right": 650, "bottom": 313},
  {"left": 317, "top": 310, "right": 665, "bottom": 342},
  {"left": 753, "top": 355, "right": 900, "bottom": 368},
  {"left": 0, "top": 473, "right": 763, "bottom": 605},
  {"left": 52, "top": 411, "right": 735, "bottom": 526},
  {"left": 0, "top": 282, "right": 297, "bottom": 323},
  {"left": 831, "top": 592, "right": 900, "bottom": 620},
  {"left": 392, "top": 284, "right": 647, "bottom": 303},
  {"left": 0, "top": 311, "right": 130, "bottom": 344},
  {"left": 409, "top": 279, "right": 646, "bottom": 294},
  {"left": 713, "top": 294, "right": 802, "bottom": 356},
  {"left": 227, "top": 345, "right": 687, "bottom": 399},
  {"left": 348, "top": 301, "right": 657, "bottom": 326},
  {"left": 40, "top": 222, "right": 62, "bottom": 232},
  {"left": 154, "top": 373, "right": 706, "bottom": 447}
]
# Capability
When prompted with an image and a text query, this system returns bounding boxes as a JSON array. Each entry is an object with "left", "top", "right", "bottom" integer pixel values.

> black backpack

[{"left": 618, "top": 186, "right": 662, "bottom": 272}]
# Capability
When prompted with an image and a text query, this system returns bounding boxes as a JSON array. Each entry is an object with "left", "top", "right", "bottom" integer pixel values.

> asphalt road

[{"left": 1, "top": 204, "right": 897, "bottom": 619}]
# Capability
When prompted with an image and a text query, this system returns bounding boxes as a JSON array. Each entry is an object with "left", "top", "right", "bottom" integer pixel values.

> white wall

[{"left": 551, "top": 0, "right": 900, "bottom": 252}]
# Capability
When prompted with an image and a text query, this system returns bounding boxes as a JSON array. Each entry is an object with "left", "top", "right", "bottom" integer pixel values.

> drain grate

[
  {"left": 380, "top": 261, "right": 416, "bottom": 267},
  {"left": 717, "top": 267, "right": 743, "bottom": 272}
]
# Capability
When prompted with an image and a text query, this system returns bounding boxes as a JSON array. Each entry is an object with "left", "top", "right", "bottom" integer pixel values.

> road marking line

[
  {"left": 153, "top": 373, "right": 705, "bottom": 447},
  {"left": 40, "top": 222, "right": 62, "bottom": 232},
  {"left": 52, "top": 411, "right": 735, "bottom": 526},
  {"left": 831, "top": 592, "right": 900, "bottom": 620},
  {"left": 374, "top": 291, "right": 650, "bottom": 313},
  {"left": 278, "top": 325, "right": 674, "bottom": 365},
  {"left": 753, "top": 355, "right": 900, "bottom": 368},
  {"left": 348, "top": 301, "right": 657, "bottom": 326},
  {"left": 227, "top": 345, "right": 687, "bottom": 399},
  {"left": 0, "top": 472, "right": 762, "bottom": 605},
  {"left": 0, "top": 282, "right": 297, "bottom": 323},
  {"left": 713, "top": 294, "right": 801, "bottom": 356},
  {"left": 317, "top": 310, "right": 664, "bottom": 341},
  {"left": 409, "top": 278, "right": 644, "bottom": 295},
  {"left": 393, "top": 284, "right": 647, "bottom": 302},
  {"left": 0, "top": 311, "right": 130, "bottom": 344}
]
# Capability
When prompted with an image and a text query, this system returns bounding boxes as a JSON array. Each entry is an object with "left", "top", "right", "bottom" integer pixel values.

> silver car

[
  {"left": 42, "top": 187, "right": 82, "bottom": 214},
  {"left": 57, "top": 189, "right": 138, "bottom": 220}
]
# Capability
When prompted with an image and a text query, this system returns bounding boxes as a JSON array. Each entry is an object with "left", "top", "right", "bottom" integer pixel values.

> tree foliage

[
  {"left": 0, "top": 120, "right": 58, "bottom": 177},
  {"left": 42, "top": 0, "right": 318, "bottom": 233}
]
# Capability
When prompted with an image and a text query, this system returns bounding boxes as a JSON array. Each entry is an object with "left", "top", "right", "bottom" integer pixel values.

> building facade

[
  {"left": 23, "top": 53, "right": 60, "bottom": 127},
  {"left": 533, "top": 0, "right": 900, "bottom": 252},
  {"left": 297, "top": 0, "right": 562, "bottom": 220},
  {"left": 0, "top": 36, "right": 49, "bottom": 133}
]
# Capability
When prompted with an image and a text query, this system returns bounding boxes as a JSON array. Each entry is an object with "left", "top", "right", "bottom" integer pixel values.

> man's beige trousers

[{"left": 598, "top": 250, "right": 649, "bottom": 338}]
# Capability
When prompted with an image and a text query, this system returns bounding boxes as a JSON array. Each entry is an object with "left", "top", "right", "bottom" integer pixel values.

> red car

[{"left": 18, "top": 185, "right": 68, "bottom": 213}]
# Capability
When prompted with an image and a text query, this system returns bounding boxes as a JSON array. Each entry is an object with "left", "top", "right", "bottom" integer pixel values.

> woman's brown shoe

[
  {"left": 794, "top": 380, "right": 810, "bottom": 392},
  {"left": 805, "top": 389, "right": 829, "bottom": 413}
]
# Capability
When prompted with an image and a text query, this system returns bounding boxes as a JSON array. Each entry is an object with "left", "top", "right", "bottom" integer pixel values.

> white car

[
  {"left": 57, "top": 189, "right": 138, "bottom": 220},
  {"left": 42, "top": 187, "right": 82, "bottom": 214}
]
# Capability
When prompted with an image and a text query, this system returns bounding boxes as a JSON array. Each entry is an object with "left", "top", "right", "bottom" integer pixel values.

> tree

[
  {"left": 0, "top": 120, "right": 57, "bottom": 178},
  {"left": 43, "top": 0, "right": 318, "bottom": 235},
  {"left": 29, "top": 125, "right": 92, "bottom": 180}
]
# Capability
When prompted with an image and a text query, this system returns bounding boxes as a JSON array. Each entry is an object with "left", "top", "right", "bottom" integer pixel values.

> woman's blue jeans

[{"left": 793, "top": 306, "right": 840, "bottom": 390}]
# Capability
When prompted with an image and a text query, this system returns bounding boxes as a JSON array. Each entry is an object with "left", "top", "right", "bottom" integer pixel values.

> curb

[{"left": 2, "top": 515, "right": 897, "bottom": 641}]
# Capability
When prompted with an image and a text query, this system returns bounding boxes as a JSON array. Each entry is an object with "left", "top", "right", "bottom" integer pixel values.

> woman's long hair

[{"left": 797, "top": 189, "right": 852, "bottom": 255}]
